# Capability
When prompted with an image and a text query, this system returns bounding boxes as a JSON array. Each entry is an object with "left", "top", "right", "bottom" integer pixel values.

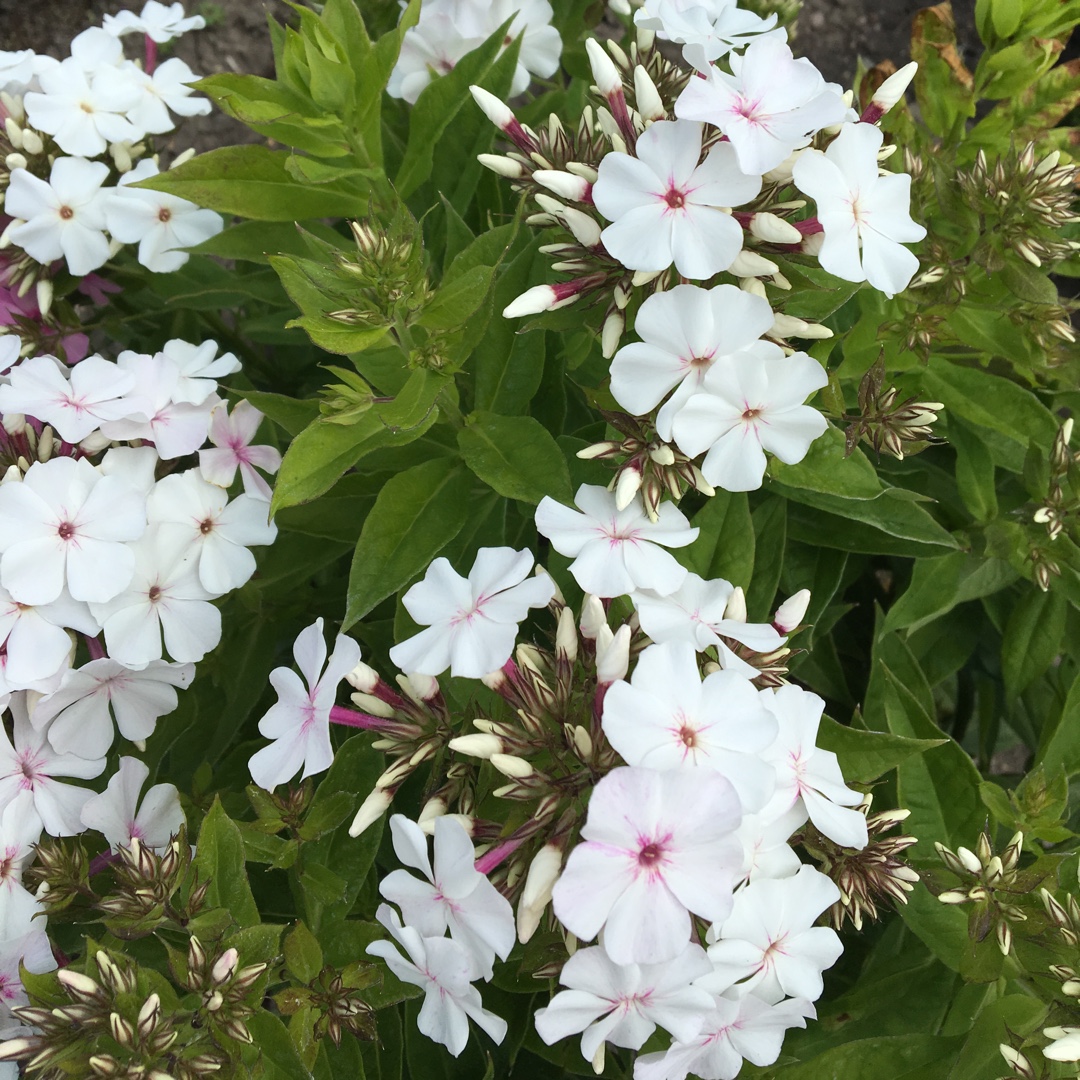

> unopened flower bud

[
  {"left": 937, "top": 890, "right": 970, "bottom": 904},
  {"left": 597, "top": 624, "right": 631, "bottom": 685},
  {"left": 477, "top": 153, "right": 525, "bottom": 179},
  {"left": 449, "top": 733, "right": 504, "bottom": 760},
  {"left": 503, "top": 284, "right": 564, "bottom": 318},
  {"left": 517, "top": 843, "right": 563, "bottom": 943},
  {"left": 866, "top": 61, "right": 918, "bottom": 120},
  {"left": 58, "top": 969, "right": 103, "bottom": 1001},
  {"left": 345, "top": 661, "right": 381, "bottom": 694},
  {"left": 560, "top": 206, "right": 602, "bottom": 248},
  {"left": 586, "top": 38, "right": 622, "bottom": 96},
  {"left": 533, "top": 169, "right": 591, "bottom": 202},
  {"left": 580, "top": 594, "right": 607, "bottom": 640},
  {"left": 724, "top": 586, "right": 747, "bottom": 623},
  {"left": 470, "top": 85, "right": 514, "bottom": 130},
  {"left": 211, "top": 948, "right": 238, "bottom": 986},
  {"left": 556, "top": 605, "right": 578, "bottom": 664},
  {"left": 773, "top": 589, "right": 810, "bottom": 634},
  {"left": 633, "top": 65, "right": 664, "bottom": 122},
  {"left": 602, "top": 309, "right": 624, "bottom": 358},
  {"left": 956, "top": 846, "right": 982, "bottom": 874},
  {"left": 728, "top": 249, "right": 779, "bottom": 277},
  {"left": 749, "top": 212, "right": 802, "bottom": 245},
  {"left": 348, "top": 788, "right": 392, "bottom": 837},
  {"left": 571, "top": 725, "right": 592, "bottom": 759},
  {"left": 491, "top": 753, "right": 534, "bottom": 779},
  {"left": 614, "top": 464, "right": 643, "bottom": 510}
]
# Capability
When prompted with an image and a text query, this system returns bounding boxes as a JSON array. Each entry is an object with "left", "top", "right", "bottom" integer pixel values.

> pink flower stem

[
  {"left": 84, "top": 635, "right": 106, "bottom": 661},
  {"left": 144, "top": 35, "right": 158, "bottom": 75},
  {"left": 474, "top": 835, "right": 526, "bottom": 876},
  {"left": 329, "top": 705, "right": 391, "bottom": 730},
  {"left": 89, "top": 849, "right": 121, "bottom": 876},
  {"left": 795, "top": 217, "right": 824, "bottom": 236}
]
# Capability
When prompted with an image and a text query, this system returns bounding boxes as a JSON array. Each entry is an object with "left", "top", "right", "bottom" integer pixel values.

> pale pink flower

[{"left": 199, "top": 400, "right": 281, "bottom": 501}]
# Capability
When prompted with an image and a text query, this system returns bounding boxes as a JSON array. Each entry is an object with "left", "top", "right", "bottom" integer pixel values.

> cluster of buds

[
  {"left": 958, "top": 143, "right": 1080, "bottom": 268},
  {"left": 578, "top": 411, "right": 714, "bottom": 520},
  {"left": 802, "top": 797, "right": 920, "bottom": 931},
  {"left": 843, "top": 354, "right": 943, "bottom": 460},
  {"left": 339, "top": 216, "right": 431, "bottom": 318},
  {"left": 0, "top": 948, "right": 224, "bottom": 1080},
  {"left": 1033, "top": 418, "right": 1078, "bottom": 543},
  {"left": 935, "top": 828, "right": 1026, "bottom": 955},
  {"left": 276, "top": 964, "right": 377, "bottom": 1047},
  {"left": 177, "top": 938, "right": 267, "bottom": 1048}
]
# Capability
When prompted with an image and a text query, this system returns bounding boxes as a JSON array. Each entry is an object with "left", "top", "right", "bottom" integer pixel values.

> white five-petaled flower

[
  {"left": 105, "top": 160, "right": 223, "bottom": 275},
  {"left": 0, "top": 455, "right": 146, "bottom": 607},
  {"left": 0, "top": 694, "right": 104, "bottom": 837},
  {"left": 199, "top": 400, "right": 281, "bottom": 501},
  {"left": 32, "top": 658, "right": 194, "bottom": 759},
  {"left": 602, "top": 641, "right": 778, "bottom": 812},
  {"left": 635, "top": 0, "right": 786, "bottom": 71},
  {"left": 103, "top": 1, "right": 207, "bottom": 42},
  {"left": 79, "top": 755, "right": 184, "bottom": 852},
  {"left": 5, "top": 158, "right": 112, "bottom": 276},
  {"left": 671, "top": 351, "right": 828, "bottom": 492},
  {"left": 379, "top": 815, "right": 515, "bottom": 980},
  {"left": 0, "top": 584, "right": 83, "bottom": 692},
  {"left": 0, "top": 792, "right": 45, "bottom": 926},
  {"left": 552, "top": 765, "right": 743, "bottom": 964},
  {"left": 0, "top": 354, "right": 135, "bottom": 444},
  {"left": 157, "top": 338, "right": 240, "bottom": 405},
  {"left": 23, "top": 58, "right": 139, "bottom": 157},
  {"left": 592, "top": 120, "right": 761, "bottom": 279},
  {"left": 635, "top": 990, "right": 815, "bottom": 1080},
  {"left": 366, "top": 903, "right": 508, "bottom": 1057},
  {"left": 792, "top": 122, "right": 927, "bottom": 297},
  {"left": 535, "top": 484, "right": 698, "bottom": 599},
  {"left": 126, "top": 58, "right": 211, "bottom": 135},
  {"left": 759, "top": 683, "right": 868, "bottom": 849},
  {"left": 609, "top": 284, "right": 777, "bottom": 441},
  {"left": 247, "top": 619, "right": 362, "bottom": 791},
  {"left": 701, "top": 865, "right": 843, "bottom": 1003},
  {"left": 534, "top": 943, "right": 714, "bottom": 1065},
  {"left": 675, "top": 38, "right": 850, "bottom": 174},
  {"left": 389, "top": 547, "right": 554, "bottom": 679}
]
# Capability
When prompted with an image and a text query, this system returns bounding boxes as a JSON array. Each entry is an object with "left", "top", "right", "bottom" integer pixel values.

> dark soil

[{"left": 0, "top": 0, "right": 983, "bottom": 153}]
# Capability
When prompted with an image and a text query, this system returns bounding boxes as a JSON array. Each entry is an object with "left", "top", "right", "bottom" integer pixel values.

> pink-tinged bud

[
  {"left": 597, "top": 624, "right": 631, "bottom": 685},
  {"left": 749, "top": 213, "right": 802, "bottom": 245},
  {"left": 469, "top": 85, "right": 537, "bottom": 153},
  {"left": 725, "top": 586, "right": 747, "bottom": 623},
  {"left": 533, "top": 169, "right": 592, "bottom": 202},
  {"left": 517, "top": 843, "right": 563, "bottom": 943},
  {"left": 773, "top": 588, "right": 811, "bottom": 633},
  {"left": 448, "top": 733, "right": 504, "bottom": 760},
  {"left": 586, "top": 38, "right": 622, "bottom": 96},
  {"left": 801, "top": 231, "right": 826, "bottom": 257},
  {"left": 344, "top": 660, "right": 380, "bottom": 694},
  {"left": 862, "top": 62, "right": 918, "bottom": 123},
  {"left": 211, "top": 948, "right": 238, "bottom": 986},
  {"left": 349, "top": 788, "right": 392, "bottom": 837},
  {"left": 633, "top": 65, "right": 665, "bottom": 123},
  {"left": 398, "top": 672, "right": 439, "bottom": 703},
  {"left": 502, "top": 275, "right": 603, "bottom": 318},
  {"left": 580, "top": 594, "right": 607, "bottom": 641}
]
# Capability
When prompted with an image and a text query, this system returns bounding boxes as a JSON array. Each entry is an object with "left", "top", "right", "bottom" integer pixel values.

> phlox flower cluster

[
  {"left": 247, "top": 528, "right": 881, "bottom": 1076},
  {"left": 388, "top": 0, "right": 562, "bottom": 104},
  {"left": 0, "top": 1, "right": 219, "bottom": 303},
  {"left": 472, "top": 2, "right": 926, "bottom": 515},
  {"left": 0, "top": 327, "right": 281, "bottom": 1035}
]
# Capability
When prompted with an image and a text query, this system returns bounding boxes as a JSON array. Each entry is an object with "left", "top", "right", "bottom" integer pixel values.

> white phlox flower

[
  {"left": 0, "top": 339, "right": 21, "bottom": 379},
  {"left": 0, "top": 455, "right": 146, "bottom": 607},
  {"left": 534, "top": 943, "right": 714, "bottom": 1065},
  {"left": 126, "top": 58, "right": 211, "bottom": 136},
  {"left": 5, "top": 159, "right": 112, "bottom": 276},
  {"left": 0, "top": 922, "right": 57, "bottom": 1036},
  {"left": 379, "top": 815, "right": 515, "bottom": 980},
  {"left": 0, "top": 50, "right": 38, "bottom": 93},
  {"left": 1044, "top": 1026, "right": 1080, "bottom": 1062},
  {"left": 792, "top": 122, "right": 926, "bottom": 297},
  {"left": 0, "top": 584, "right": 79, "bottom": 692},
  {"left": 635, "top": 990, "right": 815, "bottom": 1080},
  {"left": 632, "top": 572, "right": 785, "bottom": 656},
  {"left": 733, "top": 810, "right": 803, "bottom": 883},
  {"left": 157, "top": 339, "right": 240, "bottom": 405},
  {"left": 98, "top": 445, "right": 161, "bottom": 498},
  {"left": 79, "top": 755, "right": 184, "bottom": 851},
  {"left": 759, "top": 683, "right": 869, "bottom": 849},
  {"left": 535, "top": 484, "right": 698, "bottom": 599},
  {"left": 103, "top": 1, "right": 207, "bottom": 43},
  {"left": 105, "top": 160, "right": 223, "bottom": 274},
  {"left": 23, "top": 58, "right": 139, "bottom": 157},
  {"left": 592, "top": 119, "right": 761, "bottom": 279},
  {"left": 489, "top": 0, "right": 562, "bottom": 95},
  {"left": 671, "top": 351, "right": 829, "bottom": 492},
  {"left": 366, "top": 903, "right": 507, "bottom": 1057},
  {"left": 67, "top": 27, "right": 127, "bottom": 71},
  {"left": 0, "top": 792, "right": 45, "bottom": 929},
  {"left": 32, "top": 658, "right": 194, "bottom": 759},
  {"left": 0, "top": 694, "right": 104, "bottom": 837},
  {"left": 199, "top": 400, "right": 281, "bottom": 501},
  {"left": 700, "top": 865, "right": 843, "bottom": 1003},
  {"left": 610, "top": 284, "right": 778, "bottom": 441},
  {"left": 551, "top": 765, "right": 742, "bottom": 964},
  {"left": 247, "top": 619, "right": 362, "bottom": 791},
  {"left": 389, "top": 9, "right": 487, "bottom": 104},
  {"left": 389, "top": 547, "right": 554, "bottom": 679},
  {"left": 100, "top": 350, "right": 219, "bottom": 459},
  {"left": 602, "top": 642, "right": 778, "bottom": 812},
  {"left": 89, "top": 530, "right": 222, "bottom": 668},
  {"left": 675, "top": 38, "right": 850, "bottom": 174},
  {"left": 147, "top": 470, "right": 276, "bottom": 594},
  {"left": 0, "top": 354, "right": 135, "bottom": 444},
  {"left": 635, "top": 0, "right": 786, "bottom": 72}
]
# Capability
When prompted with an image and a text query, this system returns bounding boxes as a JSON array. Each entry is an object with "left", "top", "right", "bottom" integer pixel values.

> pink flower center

[
  {"left": 733, "top": 95, "right": 765, "bottom": 125},
  {"left": 57, "top": 520, "right": 76, "bottom": 541},
  {"left": 16, "top": 750, "right": 42, "bottom": 788},
  {"left": 665, "top": 188, "right": 687, "bottom": 210}
]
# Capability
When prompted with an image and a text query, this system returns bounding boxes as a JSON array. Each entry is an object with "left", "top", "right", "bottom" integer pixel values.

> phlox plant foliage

[{"left": 1, "top": 0, "right": 1080, "bottom": 1078}]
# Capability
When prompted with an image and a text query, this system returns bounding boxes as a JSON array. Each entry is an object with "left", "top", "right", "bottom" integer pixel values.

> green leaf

[
  {"left": 320, "top": 921, "right": 424, "bottom": 1008},
  {"left": 773, "top": 1036, "right": 961, "bottom": 1079},
  {"left": 990, "top": 0, "right": 1023, "bottom": 37},
  {"left": 683, "top": 491, "right": 755, "bottom": 588},
  {"left": 299, "top": 790, "right": 356, "bottom": 841},
  {"left": 1037, "top": 673, "right": 1080, "bottom": 776},
  {"left": 246, "top": 1011, "right": 313, "bottom": 1080},
  {"left": 344, "top": 457, "right": 472, "bottom": 627},
  {"left": 816, "top": 715, "right": 946, "bottom": 784},
  {"left": 418, "top": 265, "right": 496, "bottom": 331},
  {"left": 395, "top": 20, "right": 512, "bottom": 198},
  {"left": 1001, "top": 587, "right": 1066, "bottom": 700},
  {"left": 458, "top": 411, "right": 572, "bottom": 505},
  {"left": 948, "top": 417, "right": 998, "bottom": 522},
  {"left": 285, "top": 922, "right": 324, "bottom": 984},
  {"left": 747, "top": 496, "right": 786, "bottom": 622},
  {"left": 193, "top": 798, "right": 260, "bottom": 929},
  {"left": 135, "top": 145, "right": 369, "bottom": 221},
  {"left": 950, "top": 994, "right": 1046, "bottom": 1079},
  {"left": 769, "top": 425, "right": 883, "bottom": 500}
]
